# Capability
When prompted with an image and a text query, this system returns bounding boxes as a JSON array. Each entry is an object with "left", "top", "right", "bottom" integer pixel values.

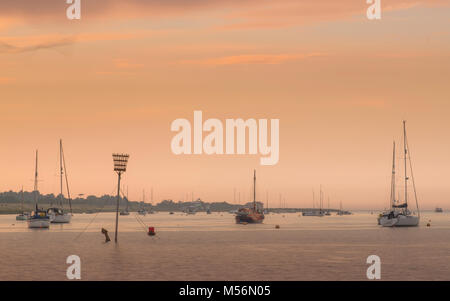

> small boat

[
  {"left": 47, "top": 207, "right": 71, "bottom": 223},
  {"left": 29, "top": 208, "right": 50, "bottom": 228},
  {"left": 336, "top": 201, "right": 351, "bottom": 216},
  {"left": 379, "top": 122, "right": 420, "bottom": 227},
  {"left": 185, "top": 207, "right": 196, "bottom": 215},
  {"left": 138, "top": 191, "right": 147, "bottom": 215},
  {"left": 169, "top": 212, "right": 174, "bottom": 215},
  {"left": 303, "top": 187, "right": 325, "bottom": 217},
  {"left": 16, "top": 187, "right": 30, "bottom": 221},
  {"left": 303, "top": 211, "right": 325, "bottom": 217},
  {"left": 28, "top": 150, "right": 50, "bottom": 229},
  {"left": 16, "top": 213, "right": 30, "bottom": 221},
  {"left": 235, "top": 170, "right": 264, "bottom": 224},
  {"left": 435, "top": 208, "right": 443, "bottom": 213},
  {"left": 48, "top": 140, "right": 72, "bottom": 224},
  {"left": 325, "top": 197, "right": 331, "bottom": 215},
  {"left": 138, "top": 209, "right": 147, "bottom": 216}
]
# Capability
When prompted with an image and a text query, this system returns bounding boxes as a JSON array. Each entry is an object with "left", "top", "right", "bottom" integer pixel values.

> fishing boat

[
  {"left": 16, "top": 187, "right": 30, "bottom": 221},
  {"left": 235, "top": 170, "right": 265, "bottom": 224},
  {"left": 48, "top": 140, "right": 72, "bottom": 223},
  {"left": 28, "top": 150, "right": 50, "bottom": 229},
  {"left": 435, "top": 207, "right": 443, "bottom": 213},
  {"left": 379, "top": 122, "right": 420, "bottom": 227}
]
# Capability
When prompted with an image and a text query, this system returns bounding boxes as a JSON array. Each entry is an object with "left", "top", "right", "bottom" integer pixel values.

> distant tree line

[{"left": 0, "top": 190, "right": 263, "bottom": 212}]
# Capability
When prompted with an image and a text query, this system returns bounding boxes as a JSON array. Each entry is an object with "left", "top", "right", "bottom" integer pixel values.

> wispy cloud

[
  {"left": 179, "top": 52, "right": 326, "bottom": 66},
  {"left": 0, "top": 37, "right": 75, "bottom": 54}
]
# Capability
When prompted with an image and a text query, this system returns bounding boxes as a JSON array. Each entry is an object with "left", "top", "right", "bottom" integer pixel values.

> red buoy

[{"left": 148, "top": 227, "right": 156, "bottom": 236}]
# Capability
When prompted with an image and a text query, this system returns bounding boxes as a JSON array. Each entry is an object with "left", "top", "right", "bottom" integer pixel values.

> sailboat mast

[
  {"left": 21, "top": 186, "right": 24, "bottom": 213},
  {"left": 34, "top": 150, "right": 38, "bottom": 211},
  {"left": 61, "top": 142, "right": 73, "bottom": 214},
  {"left": 253, "top": 170, "right": 256, "bottom": 211},
  {"left": 391, "top": 141, "right": 396, "bottom": 208},
  {"left": 313, "top": 190, "right": 315, "bottom": 209},
  {"left": 403, "top": 121, "right": 408, "bottom": 208},
  {"left": 60, "top": 139, "right": 64, "bottom": 208},
  {"left": 319, "top": 185, "right": 323, "bottom": 211}
]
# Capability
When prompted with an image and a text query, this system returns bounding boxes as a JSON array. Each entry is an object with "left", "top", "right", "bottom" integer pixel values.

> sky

[{"left": 0, "top": 0, "right": 449, "bottom": 210}]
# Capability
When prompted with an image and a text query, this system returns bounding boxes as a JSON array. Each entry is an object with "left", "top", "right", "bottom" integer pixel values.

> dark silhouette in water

[{"left": 101, "top": 228, "right": 111, "bottom": 243}]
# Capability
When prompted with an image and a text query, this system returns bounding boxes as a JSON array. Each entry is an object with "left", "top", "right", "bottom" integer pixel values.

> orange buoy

[{"left": 148, "top": 227, "right": 156, "bottom": 236}]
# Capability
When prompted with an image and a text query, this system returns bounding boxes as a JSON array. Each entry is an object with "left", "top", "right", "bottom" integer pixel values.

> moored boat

[
  {"left": 28, "top": 150, "right": 50, "bottom": 229},
  {"left": 379, "top": 122, "right": 420, "bottom": 227},
  {"left": 16, "top": 187, "right": 30, "bottom": 221},
  {"left": 235, "top": 170, "right": 264, "bottom": 224},
  {"left": 48, "top": 140, "right": 72, "bottom": 224}
]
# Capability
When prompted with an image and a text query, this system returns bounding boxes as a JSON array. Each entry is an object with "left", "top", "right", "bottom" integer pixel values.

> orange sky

[{"left": 0, "top": 0, "right": 449, "bottom": 209}]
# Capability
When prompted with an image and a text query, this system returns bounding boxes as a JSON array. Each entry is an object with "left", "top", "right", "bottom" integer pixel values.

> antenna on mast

[{"left": 253, "top": 170, "right": 256, "bottom": 211}]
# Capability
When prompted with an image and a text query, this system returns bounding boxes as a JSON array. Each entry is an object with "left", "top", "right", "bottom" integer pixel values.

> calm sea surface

[{"left": 1, "top": 211, "right": 450, "bottom": 281}]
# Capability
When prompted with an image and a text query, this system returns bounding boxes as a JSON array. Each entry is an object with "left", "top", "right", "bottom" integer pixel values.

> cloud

[
  {"left": 0, "top": 37, "right": 75, "bottom": 54},
  {"left": 178, "top": 52, "right": 327, "bottom": 66}
]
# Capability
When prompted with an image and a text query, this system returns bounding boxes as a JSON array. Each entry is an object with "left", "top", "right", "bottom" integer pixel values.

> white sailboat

[
  {"left": 379, "top": 121, "right": 420, "bottom": 227},
  {"left": 48, "top": 140, "right": 72, "bottom": 223},
  {"left": 28, "top": 150, "right": 50, "bottom": 229}
]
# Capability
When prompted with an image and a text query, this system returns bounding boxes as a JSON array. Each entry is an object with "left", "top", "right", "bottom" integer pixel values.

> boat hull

[
  {"left": 28, "top": 218, "right": 50, "bottom": 228},
  {"left": 16, "top": 214, "right": 29, "bottom": 221},
  {"left": 380, "top": 215, "right": 419, "bottom": 227},
  {"left": 303, "top": 211, "right": 324, "bottom": 217},
  {"left": 50, "top": 213, "right": 71, "bottom": 223},
  {"left": 235, "top": 215, "right": 264, "bottom": 224}
]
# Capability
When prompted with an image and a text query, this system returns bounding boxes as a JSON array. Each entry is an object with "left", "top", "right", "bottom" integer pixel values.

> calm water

[{"left": 1, "top": 211, "right": 450, "bottom": 281}]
